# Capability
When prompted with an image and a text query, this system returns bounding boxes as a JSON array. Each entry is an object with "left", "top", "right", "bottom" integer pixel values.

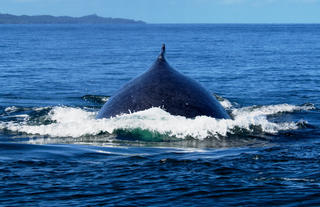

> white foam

[
  {"left": 12, "top": 114, "right": 29, "bottom": 118},
  {"left": 4, "top": 106, "right": 18, "bottom": 113},
  {"left": 220, "top": 99, "right": 233, "bottom": 109},
  {"left": 33, "top": 106, "right": 51, "bottom": 111},
  {"left": 214, "top": 95, "right": 233, "bottom": 109},
  {"left": 0, "top": 102, "right": 314, "bottom": 140},
  {"left": 231, "top": 103, "right": 314, "bottom": 117}
]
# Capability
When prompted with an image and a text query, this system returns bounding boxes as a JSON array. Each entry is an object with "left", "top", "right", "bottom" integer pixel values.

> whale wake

[{"left": 0, "top": 98, "right": 315, "bottom": 141}]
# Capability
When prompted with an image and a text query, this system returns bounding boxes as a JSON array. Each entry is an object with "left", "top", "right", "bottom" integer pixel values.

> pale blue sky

[{"left": 1, "top": 0, "right": 320, "bottom": 23}]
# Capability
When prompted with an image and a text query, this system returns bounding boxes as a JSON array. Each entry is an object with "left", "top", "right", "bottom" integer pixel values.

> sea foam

[{"left": 0, "top": 101, "right": 314, "bottom": 140}]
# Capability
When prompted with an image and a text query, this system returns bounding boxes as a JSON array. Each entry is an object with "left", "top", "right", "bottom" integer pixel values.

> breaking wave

[{"left": 0, "top": 98, "right": 315, "bottom": 141}]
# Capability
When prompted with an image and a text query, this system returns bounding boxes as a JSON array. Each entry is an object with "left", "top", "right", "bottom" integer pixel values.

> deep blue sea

[{"left": 0, "top": 24, "right": 320, "bottom": 206}]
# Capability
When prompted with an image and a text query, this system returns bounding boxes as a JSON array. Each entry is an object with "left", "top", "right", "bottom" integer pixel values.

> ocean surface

[{"left": 0, "top": 24, "right": 319, "bottom": 206}]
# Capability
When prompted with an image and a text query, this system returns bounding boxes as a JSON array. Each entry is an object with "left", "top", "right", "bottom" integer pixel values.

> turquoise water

[{"left": 0, "top": 24, "right": 320, "bottom": 206}]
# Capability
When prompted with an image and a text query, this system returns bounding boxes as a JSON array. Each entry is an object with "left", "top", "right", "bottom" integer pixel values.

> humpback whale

[{"left": 97, "top": 44, "right": 230, "bottom": 119}]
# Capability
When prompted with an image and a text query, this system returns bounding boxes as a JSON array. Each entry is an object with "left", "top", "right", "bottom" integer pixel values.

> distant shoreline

[
  {"left": 1, "top": 14, "right": 319, "bottom": 24},
  {"left": 0, "top": 13, "right": 146, "bottom": 24}
]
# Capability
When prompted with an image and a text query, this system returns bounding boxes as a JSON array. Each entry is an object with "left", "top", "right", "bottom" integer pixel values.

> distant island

[{"left": 0, "top": 13, "right": 146, "bottom": 24}]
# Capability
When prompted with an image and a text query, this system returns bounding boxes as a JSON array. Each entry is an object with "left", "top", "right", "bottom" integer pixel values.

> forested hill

[{"left": 0, "top": 13, "right": 146, "bottom": 24}]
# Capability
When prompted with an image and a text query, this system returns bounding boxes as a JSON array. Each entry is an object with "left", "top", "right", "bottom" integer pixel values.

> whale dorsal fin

[{"left": 158, "top": 44, "right": 166, "bottom": 60}]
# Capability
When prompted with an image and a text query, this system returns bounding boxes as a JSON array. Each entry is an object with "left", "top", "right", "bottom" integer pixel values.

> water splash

[{"left": 0, "top": 100, "right": 315, "bottom": 140}]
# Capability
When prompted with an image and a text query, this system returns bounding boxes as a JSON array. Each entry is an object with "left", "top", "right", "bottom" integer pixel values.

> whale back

[{"left": 97, "top": 45, "right": 230, "bottom": 119}]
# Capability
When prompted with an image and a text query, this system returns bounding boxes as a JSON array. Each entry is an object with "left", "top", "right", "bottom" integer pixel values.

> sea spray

[{"left": 0, "top": 101, "right": 315, "bottom": 140}]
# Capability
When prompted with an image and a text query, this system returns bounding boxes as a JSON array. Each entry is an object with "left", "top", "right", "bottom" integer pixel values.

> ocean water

[{"left": 0, "top": 24, "right": 320, "bottom": 206}]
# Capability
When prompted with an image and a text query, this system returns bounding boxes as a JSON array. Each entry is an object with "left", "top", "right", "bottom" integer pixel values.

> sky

[{"left": 1, "top": 0, "right": 320, "bottom": 23}]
